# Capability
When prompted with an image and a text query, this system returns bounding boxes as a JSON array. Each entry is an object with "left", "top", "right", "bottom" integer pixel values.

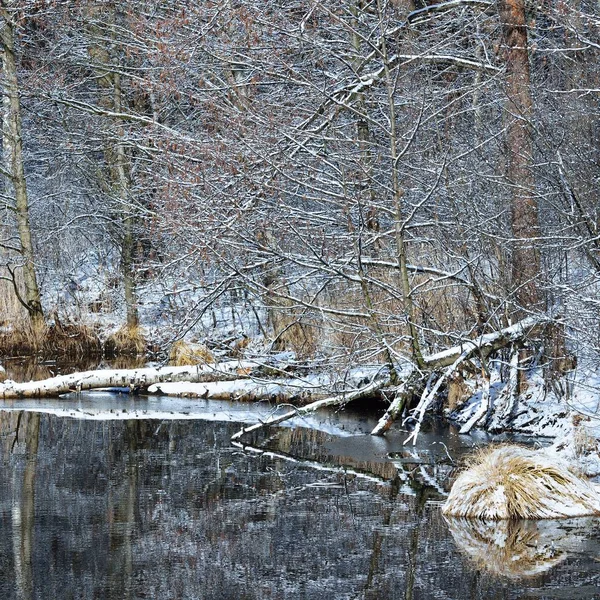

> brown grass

[
  {"left": 45, "top": 320, "right": 101, "bottom": 357},
  {"left": 442, "top": 445, "right": 600, "bottom": 519},
  {"left": 0, "top": 318, "right": 101, "bottom": 358},
  {"left": 104, "top": 325, "right": 146, "bottom": 357},
  {"left": 168, "top": 340, "right": 214, "bottom": 366},
  {"left": 447, "top": 370, "right": 472, "bottom": 411},
  {"left": 268, "top": 296, "right": 319, "bottom": 359}
]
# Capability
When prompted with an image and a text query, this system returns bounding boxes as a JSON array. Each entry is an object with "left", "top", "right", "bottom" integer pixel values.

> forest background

[{"left": 0, "top": 0, "right": 598, "bottom": 434}]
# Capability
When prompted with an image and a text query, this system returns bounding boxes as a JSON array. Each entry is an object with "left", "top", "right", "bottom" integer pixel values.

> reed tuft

[{"left": 442, "top": 445, "right": 600, "bottom": 519}]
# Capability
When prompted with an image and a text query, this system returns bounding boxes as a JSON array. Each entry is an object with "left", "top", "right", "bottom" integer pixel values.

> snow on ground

[{"left": 449, "top": 361, "right": 600, "bottom": 477}]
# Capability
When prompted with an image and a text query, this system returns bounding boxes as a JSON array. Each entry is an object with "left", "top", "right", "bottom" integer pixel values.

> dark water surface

[{"left": 0, "top": 397, "right": 599, "bottom": 600}]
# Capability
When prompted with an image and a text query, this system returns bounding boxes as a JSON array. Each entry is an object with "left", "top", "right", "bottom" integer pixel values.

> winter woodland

[{"left": 0, "top": 1, "right": 599, "bottom": 443}]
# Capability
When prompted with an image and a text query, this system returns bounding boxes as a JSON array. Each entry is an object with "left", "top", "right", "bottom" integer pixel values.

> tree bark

[
  {"left": 113, "top": 72, "right": 139, "bottom": 328},
  {"left": 498, "top": 0, "right": 541, "bottom": 312},
  {"left": 0, "top": 10, "right": 44, "bottom": 328},
  {"left": 86, "top": 6, "right": 139, "bottom": 328},
  {"left": 377, "top": 0, "right": 425, "bottom": 369}
]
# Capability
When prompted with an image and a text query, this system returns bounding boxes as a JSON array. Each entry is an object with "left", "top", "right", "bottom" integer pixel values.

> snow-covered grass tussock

[{"left": 442, "top": 445, "right": 600, "bottom": 519}]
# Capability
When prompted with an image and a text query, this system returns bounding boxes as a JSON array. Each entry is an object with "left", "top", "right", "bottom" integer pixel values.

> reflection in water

[
  {"left": 0, "top": 410, "right": 599, "bottom": 599},
  {"left": 12, "top": 413, "right": 40, "bottom": 600},
  {"left": 108, "top": 421, "right": 145, "bottom": 600},
  {"left": 445, "top": 516, "right": 600, "bottom": 579}
]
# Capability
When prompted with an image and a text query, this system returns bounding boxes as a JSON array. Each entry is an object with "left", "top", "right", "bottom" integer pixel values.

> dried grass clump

[
  {"left": 0, "top": 319, "right": 43, "bottom": 355},
  {"left": 104, "top": 325, "right": 146, "bottom": 357},
  {"left": 0, "top": 318, "right": 101, "bottom": 358},
  {"left": 45, "top": 320, "right": 101, "bottom": 358},
  {"left": 442, "top": 445, "right": 600, "bottom": 519},
  {"left": 168, "top": 340, "right": 214, "bottom": 366},
  {"left": 269, "top": 304, "right": 319, "bottom": 358}
]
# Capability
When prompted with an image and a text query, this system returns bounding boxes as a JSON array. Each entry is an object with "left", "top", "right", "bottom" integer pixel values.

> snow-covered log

[
  {"left": 231, "top": 377, "right": 387, "bottom": 441},
  {"left": 148, "top": 378, "right": 328, "bottom": 403},
  {"left": 442, "top": 445, "right": 600, "bottom": 519},
  {"left": 0, "top": 361, "right": 264, "bottom": 399},
  {"left": 423, "top": 314, "right": 548, "bottom": 369},
  {"left": 370, "top": 372, "right": 422, "bottom": 436}
]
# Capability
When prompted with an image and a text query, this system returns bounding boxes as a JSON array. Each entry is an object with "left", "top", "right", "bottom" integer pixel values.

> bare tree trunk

[
  {"left": 499, "top": 0, "right": 541, "bottom": 312},
  {"left": 86, "top": 6, "right": 138, "bottom": 329},
  {"left": 113, "top": 72, "right": 138, "bottom": 328},
  {"left": 379, "top": 22, "right": 424, "bottom": 369},
  {"left": 351, "top": 2, "right": 398, "bottom": 380},
  {"left": 0, "top": 10, "right": 44, "bottom": 329}
]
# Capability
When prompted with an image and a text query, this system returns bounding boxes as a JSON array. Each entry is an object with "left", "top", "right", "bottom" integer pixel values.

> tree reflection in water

[{"left": 0, "top": 412, "right": 598, "bottom": 599}]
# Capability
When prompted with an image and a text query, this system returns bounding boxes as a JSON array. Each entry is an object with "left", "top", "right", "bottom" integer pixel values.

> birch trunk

[
  {"left": 0, "top": 361, "right": 265, "bottom": 399},
  {"left": 0, "top": 10, "right": 44, "bottom": 328}
]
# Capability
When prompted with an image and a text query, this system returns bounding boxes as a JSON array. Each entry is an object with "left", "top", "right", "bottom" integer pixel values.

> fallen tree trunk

[
  {"left": 231, "top": 377, "right": 387, "bottom": 441},
  {"left": 0, "top": 361, "right": 265, "bottom": 399},
  {"left": 422, "top": 314, "right": 547, "bottom": 369},
  {"left": 148, "top": 378, "right": 331, "bottom": 403},
  {"left": 372, "top": 313, "right": 550, "bottom": 441},
  {"left": 0, "top": 315, "right": 551, "bottom": 447}
]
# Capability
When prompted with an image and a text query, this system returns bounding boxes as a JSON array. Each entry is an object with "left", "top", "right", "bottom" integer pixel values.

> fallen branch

[
  {"left": 231, "top": 377, "right": 387, "bottom": 441},
  {"left": 487, "top": 345, "right": 519, "bottom": 432},
  {"left": 374, "top": 314, "right": 550, "bottom": 441},
  {"left": 459, "top": 371, "right": 491, "bottom": 434},
  {"left": 404, "top": 350, "right": 472, "bottom": 444},
  {"left": 370, "top": 371, "right": 422, "bottom": 436}
]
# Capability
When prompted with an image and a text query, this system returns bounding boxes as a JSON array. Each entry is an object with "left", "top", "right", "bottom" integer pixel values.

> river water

[{"left": 0, "top": 394, "right": 599, "bottom": 599}]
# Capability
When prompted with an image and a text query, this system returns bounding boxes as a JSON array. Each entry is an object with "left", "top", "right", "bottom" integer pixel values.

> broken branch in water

[
  {"left": 372, "top": 313, "right": 551, "bottom": 442},
  {"left": 230, "top": 377, "right": 387, "bottom": 441}
]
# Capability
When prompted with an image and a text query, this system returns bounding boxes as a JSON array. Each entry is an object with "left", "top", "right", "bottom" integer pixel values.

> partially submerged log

[
  {"left": 370, "top": 372, "right": 423, "bottom": 436},
  {"left": 0, "top": 361, "right": 264, "bottom": 399},
  {"left": 442, "top": 445, "right": 600, "bottom": 519},
  {"left": 0, "top": 314, "right": 552, "bottom": 448},
  {"left": 231, "top": 377, "right": 386, "bottom": 441},
  {"left": 149, "top": 378, "right": 328, "bottom": 403}
]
